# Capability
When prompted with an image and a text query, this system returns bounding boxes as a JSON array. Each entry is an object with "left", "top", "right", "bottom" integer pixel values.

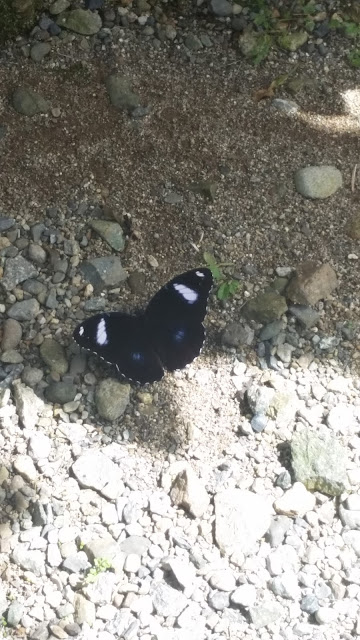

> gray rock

[
  {"left": 30, "top": 623, "right": 49, "bottom": 640},
  {"left": 291, "top": 427, "right": 348, "bottom": 496},
  {"left": 40, "top": 339, "right": 68, "bottom": 375},
  {"left": 164, "top": 558, "right": 196, "bottom": 590},
  {"left": 119, "top": 535, "right": 150, "bottom": 556},
  {"left": 278, "top": 31, "right": 308, "bottom": 51},
  {"left": 1, "top": 255, "right": 38, "bottom": 290},
  {"left": 295, "top": 165, "right": 343, "bottom": 199},
  {"left": 84, "top": 297, "right": 106, "bottom": 312},
  {"left": 269, "top": 572, "right": 300, "bottom": 599},
  {"left": 314, "top": 606, "right": 337, "bottom": 625},
  {"left": 251, "top": 414, "right": 268, "bottom": 433},
  {"left": 72, "top": 451, "right": 124, "bottom": 499},
  {"left": 83, "top": 571, "right": 116, "bottom": 605},
  {"left": 170, "top": 467, "right": 210, "bottom": 518},
  {"left": 208, "top": 590, "right": 230, "bottom": 611},
  {"left": 22, "top": 279, "right": 47, "bottom": 297},
  {"left": 7, "top": 298, "right": 40, "bottom": 321},
  {"left": 288, "top": 305, "right": 320, "bottom": 329},
  {"left": 74, "top": 593, "right": 96, "bottom": 626},
  {"left": 95, "top": 379, "right": 130, "bottom": 421},
  {"left": 151, "top": 582, "right": 187, "bottom": 617},
  {"left": 272, "top": 98, "right": 300, "bottom": 115},
  {"left": 62, "top": 551, "right": 91, "bottom": 573},
  {"left": 1, "top": 350, "right": 23, "bottom": 364},
  {"left": 22, "top": 366, "right": 44, "bottom": 387},
  {"left": 259, "top": 320, "right": 284, "bottom": 341},
  {"left": 339, "top": 503, "right": 360, "bottom": 529},
  {"left": 47, "top": 544, "right": 62, "bottom": 567},
  {"left": 106, "top": 75, "right": 141, "bottom": 113},
  {"left": 214, "top": 489, "right": 272, "bottom": 555},
  {"left": 89, "top": 219, "right": 125, "bottom": 252},
  {"left": 0, "top": 217, "right": 15, "bottom": 231},
  {"left": 274, "top": 482, "right": 315, "bottom": 517},
  {"left": 163, "top": 191, "right": 183, "bottom": 205},
  {"left": 184, "top": 33, "right": 203, "bottom": 51},
  {"left": 45, "top": 288, "right": 58, "bottom": 309},
  {"left": 242, "top": 290, "right": 287, "bottom": 324},
  {"left": 64, "top": 622, "right": 81, "bottom": 637},
  {"left": 12, "top": 543, "right": 45, "bottom": 576},
  {"left": 28, "top": 433, "right": 51, "bottom": 461},
  {"left": 2, "top": 318, "right": 22, "bottom": 351},
  {"left": 287, "top": 261, "right": 338, "bottom": 306},
  {"left": 7, "top": 601, "right": 24, "bottom": 627},
  {"left": 209, "top": 569, "right": 236, "bottom": 592},
  {"left": 105, "top": 610, "right": 137, "bottom": 637},
  {"left": 267, "top": 515, "right": 292, "bottom": 547},
  {"left": 57, "top": 9, "right": 102, "bottom": 34},
  {"left": 343, "top": 530, "right": 360, "bottom": 556},
  {"left": 79, "top": 256, "right": 127, "bottom": 292},
  {"left": 50, "top": 0, "right": 70, "bottom": 13},
  {"left": 30, "top": 42, "right": 51, "bottom": 62},
  {"left": 45, "top": 381, "right": 77, "bottom": 404},
  {"left": 301, "top": 595, "right": 319, "bottom": 613},
  {"left": 230, "top": 584, "right": 257, "bottom": 608},
  {"left": 12, "top": 87, "right": 50, "bottom": 116},
  {"left": 13, "top": 454, "right": 37, "bottom": 482},
  {"left": 12, "top": 379, "right": 44, "bottom": 429},
  {"left": 222, "top": 322, "right": 254, "bottom": 347},
  {"left": 210, "top": 0, "right": 232, "bottom": 17},
  {"left": 249, "top": 603, "right": 283, "bottom": 628}
]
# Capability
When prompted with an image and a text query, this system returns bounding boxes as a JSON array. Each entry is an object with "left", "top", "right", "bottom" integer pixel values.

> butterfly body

[{"left": 73, "top": 268, "right": 213, "bottom": 384}]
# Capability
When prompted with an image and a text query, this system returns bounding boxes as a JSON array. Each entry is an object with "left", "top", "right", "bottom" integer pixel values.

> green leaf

[
  {"left": 348, "top": 49, "right": 360, "bottom": 68},
  {"left": 203, "top": 252, "right": 222, "bottom": 280},
  {"left": 251, "top": 34, "right": 272, "bottom": 65}
]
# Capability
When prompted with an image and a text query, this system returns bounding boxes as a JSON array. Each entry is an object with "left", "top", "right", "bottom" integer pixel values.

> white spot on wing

[
  {"left": 196, "top": 270, "right": 205, "bottom": 278},
  {"left": 173, "top": 283, "right": 198, "bottom": 304},
  {"left": 79, "top": 326, "right": 84, "bottom": 336},
  {"left": 96, "top": 317, "right": 108, "bottom": 346}
]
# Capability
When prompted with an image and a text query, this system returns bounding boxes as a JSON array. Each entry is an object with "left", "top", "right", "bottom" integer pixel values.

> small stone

[
  {"left": 295, "top": 165, "right": 343, "bottom": 199},
  {"left": 314, "top": 606, "right": 337, "bottom": 625},
  {"left": 214, "top": 489, "right": 272, "bottom": 556},
  {"left": 151, "top": 582, "right": 187, "bottom": 617},
  {"left": 209, "top": 570, "right": 236, "bottom": 592},
  {"left": 288, "top": 305, "right": 320, "bottom": 329},
  {"left": 2, "top": 318, "right": 22, "bottom": 351},
  {"left": 2, "top": 254, "right": 38, "bottom": 291},
  {"left": 72, "top": 451, "right": 124, "bottom": 499},
  {"left": 79, "top": 256, "right": 127, "bottom": 292},
  {"left": 230, "top": 584, "right": 257, "bottom": 608},
  {"left": 7, "top": 601, "right": 24, "bottom": 627},
  {"left": 164, "top": 558, "right": 196, "bottom": 590},
  {"left": 272, "top": 99, "right": 300, "bottom": 115},
  {"left": 105, "top": 75, "right": 141, "bottom": 114},
  {"left": 45, "top": 381, "right": 77, "bottom": 404},
  {"left": 170, "top": 466, "right": 210, "bottom": 518},
  {"left": 57, "top": 9, "right": 102, "bottom": 34},
  {"left": 124, "top": 553, "right": 141, "bottom": 573},
  {"left": 269, "top": 572, "right": 300, "bottom": 599},
  {"left": 301, "top": 595, "right": 319, "bottom": 614},
  {"left": 12, "top": 87, "right": 50, "bottom": 116},
  {"left": 249, "top": 603, "right": 283, "bottom": 628},
  {"left": 40, "top": 339, "right": 68, "bottom": 375},
  {"left": 74, "top": 594, "right": 96, "bottom": 626},
  {"left": 278, "top": 31, "right": 308, "bottom": 51},
  {"left": 291, "top": 427, "right": 348, "bottom": 496},
  {"left": 242, "top": 290, "right": 287, "bottom": 324},
  {"left": 95, "top": 379, "right": 130, "bottom": 421},
  {"left": 274, "top": 482, "right": 316, "bottom": 517},
  {"left": 267, "top": 515, "right": 292, "bottom": 547},
  {"left": 119, "top": 535, "right": 150, "bottom": 556},
  {"left": 13, "top": 454, "right": 37, "bottom": 482},
  {"left": 22, "top": 367, "right": 44, "bottom": 387},
  {"left": 13, "top": 380, "right": 44, "bottom": 429},
  {"left": 286, "top": 261, "right": 338, "bottom": 306},
  {"left": 8, "top": 298, "right": 40, "bottom": 321},
  {"left": 208, "top": 590, "right": 230, "bottom": 610},
  {"left": 210, "top": 0, "right": 232, "bottom": 17},
  {"left": 12, "top": 544, "right": 44, "bottom": 576},
  {"left": 1, "top": 350, "right": 23, "bottom": 364},
  {"left": 89, "top": 219, "right": 125, "bottom": 252},
  {"left": 30, "top": 42, "right": 51, "bottom": 62},
  {"left": 0, "top": 217, "right": 15, "bottom": 231},
  {"left": 222, "top": 322, "right": 254, "bottom": 347},
  {"left": 184, "top": 33, "right": 203, "bottom": 51},
  {"left": 64, "top": 622, "right": 81, "bottom": 637}
]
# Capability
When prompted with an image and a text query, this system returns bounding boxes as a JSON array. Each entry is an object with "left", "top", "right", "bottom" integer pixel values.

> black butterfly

[{"left": 73, "top": 268, "right": 213, "bottom": 384}]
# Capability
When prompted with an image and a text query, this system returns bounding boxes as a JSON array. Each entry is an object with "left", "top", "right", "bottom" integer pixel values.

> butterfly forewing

[{"left": 73, "top": 312, "right": 164, "bottom": 384}]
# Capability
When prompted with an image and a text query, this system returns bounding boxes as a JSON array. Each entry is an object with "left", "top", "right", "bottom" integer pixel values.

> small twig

[
  {"left": 351, "top": 164, "right": 358, "bottom": 192},
  {"left": 190, "top": 241, "right": 200, "bottom": 253}
]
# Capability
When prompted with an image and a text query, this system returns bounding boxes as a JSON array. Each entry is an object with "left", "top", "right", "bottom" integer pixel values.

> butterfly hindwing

[{"left": 73, "top": 312, "right": 164, "bottom": 384}]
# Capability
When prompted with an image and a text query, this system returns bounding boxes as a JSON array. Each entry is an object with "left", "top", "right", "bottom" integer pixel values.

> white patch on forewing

[
  {"left": 196, "top": 270, "right": 205, "bottom": 278},
  {"left": 79, "top": 326, "right": 84, "bottom": 336},
  {"left": 173, "top": 283, "right": 198, "bottom": 303},
  {"left": 96, "top": 317, "right": 108, "bottom": 346}
]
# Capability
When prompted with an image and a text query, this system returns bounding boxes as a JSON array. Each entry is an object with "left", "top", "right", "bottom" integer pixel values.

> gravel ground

[{"left": 1, "top": 1, "right": 360, "bottom": 639}]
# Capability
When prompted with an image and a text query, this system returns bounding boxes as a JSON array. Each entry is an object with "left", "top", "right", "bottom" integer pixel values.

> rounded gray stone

[
  {"left": 7, "top": 298, "right": 40, "bottom": 321},
  {"left": 40, "top": 339, "right": 68, "bottom": 375},
  {"left": 1, "top": 318, "right": 22, "bottom": 351},
  {"left": 95, "top": 378, "right": 130, "bottom": 421},
  {"left": 294, "top": 165, "right": 343, "bottom": 199}
]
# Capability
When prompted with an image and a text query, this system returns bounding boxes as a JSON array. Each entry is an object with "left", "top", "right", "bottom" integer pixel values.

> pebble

[
  {"left": 7, "top": 298, "right": 40, "bottom": 321},
  {"left": 95, "top": 379, "right": 130, "bottom": 421},
  {"left": 1, "top": 318, "right": 22, "bottom": 351},
  {"left": 39, "top": 338, "right": 68, "bottom": 375},
  {"left": 273, "top": 482, "right": 316, "bottom": 517},
  {"left": 294, "top": 165, "right": 343, "bottom": 199}
]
